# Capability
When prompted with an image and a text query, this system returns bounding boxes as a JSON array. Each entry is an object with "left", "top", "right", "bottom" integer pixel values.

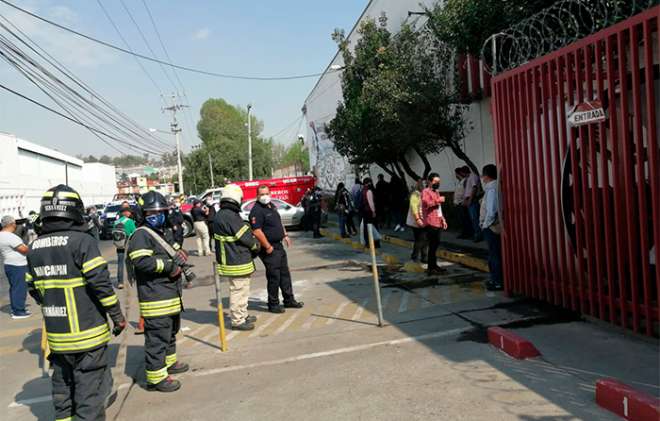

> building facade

[
  {"left": 0, "top": 132, "right": 117, "bottom": 217},
  {"left": 303, "top": 0, "right": 495, "bottom": 191}
]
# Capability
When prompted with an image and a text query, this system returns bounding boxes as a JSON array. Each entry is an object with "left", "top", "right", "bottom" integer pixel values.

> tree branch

[
  {"left": 447, "top": 140, "right": 480, "bottom": 175},
  {"left": 398, "top": 157, "right": 421, "bottom": 181},
  {"left": 413, "top": 146, "right": 432, "bottom": 179}
]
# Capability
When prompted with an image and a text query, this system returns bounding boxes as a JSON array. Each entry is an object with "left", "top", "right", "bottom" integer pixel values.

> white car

[{"left": 240, "top": 199, "right": 304, "bottom": 228}]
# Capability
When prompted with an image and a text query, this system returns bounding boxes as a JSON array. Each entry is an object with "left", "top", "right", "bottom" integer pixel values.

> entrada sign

[{"left": 567, "top": 100, "right": 606, "bottom": 127}]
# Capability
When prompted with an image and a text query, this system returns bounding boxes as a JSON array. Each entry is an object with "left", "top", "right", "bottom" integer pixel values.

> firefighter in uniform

[
  {"left": 126, "top": 191, "right": 189, "bottom": 392},
  {"left": 26, "top": 184, "right": 126, "bottom": 421},
  {"left": 213, "top": 184, "right": 260, "bottom": 330}
]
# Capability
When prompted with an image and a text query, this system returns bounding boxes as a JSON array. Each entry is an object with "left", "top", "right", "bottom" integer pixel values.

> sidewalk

[{"left": 323, "top": 215, "right": 489, "bottom": 272}]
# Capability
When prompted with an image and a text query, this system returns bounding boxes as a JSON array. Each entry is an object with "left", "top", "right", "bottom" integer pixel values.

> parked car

[
  {"left": 239, "top": 198, "right": 304, "bottom": 228},
  {"left": 100, "top": 202, "right": 138, "bottom": 240}
]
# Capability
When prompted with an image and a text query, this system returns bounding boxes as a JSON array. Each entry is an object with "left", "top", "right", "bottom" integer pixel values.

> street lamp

[
  {"left": 246, "top": 104, "right": 253, "bottom": 181},
  {"left": 149, "top": 127, "right": 184, "bottom": 196}
]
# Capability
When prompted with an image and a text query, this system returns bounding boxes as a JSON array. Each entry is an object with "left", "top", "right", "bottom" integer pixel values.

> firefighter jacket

[
  {"left": 213, "top": 203, "right": 260, "bottom": 277},
  {"left": 126, "top": 227, "right": 183, "bottom": 318},
  {"left": 26, "top": 228, "right": 122, "bottom": 353}
]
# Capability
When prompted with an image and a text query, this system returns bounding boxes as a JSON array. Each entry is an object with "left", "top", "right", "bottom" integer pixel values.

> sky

[{"left": 0, "top": 0, "right": 367, "bottom": 157}]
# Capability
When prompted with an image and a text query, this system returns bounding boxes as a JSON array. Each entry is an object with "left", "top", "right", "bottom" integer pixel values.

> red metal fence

[{"left": 492, "top": 7, "right": 659, "bottom": 336}]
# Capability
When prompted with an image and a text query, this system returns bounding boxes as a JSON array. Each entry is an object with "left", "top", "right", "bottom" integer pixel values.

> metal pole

[
  {"left": 247, "top": 104, "right": 253, "bottom": 181},
  {"left": 175, "top": 126, "right": 184, "bottom": 196},
  {"left": 213, "top": 263, "right": 228, "bottom": 352},
  {"left": 208, "top": 152, "right": 214, "bottom": 187},
  {"left": 367, "top": 223, "right": 384, "bottom": 327}
]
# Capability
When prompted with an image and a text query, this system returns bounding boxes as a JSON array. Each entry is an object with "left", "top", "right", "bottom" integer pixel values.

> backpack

[{"left": 112, "top": 219, "right": 128, "bottom": 249}]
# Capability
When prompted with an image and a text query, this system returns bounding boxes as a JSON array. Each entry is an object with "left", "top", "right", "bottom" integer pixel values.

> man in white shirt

[
  {"left": 0, "top": 215, "right": 31, "bottom": 318},
  {"left": 463, "top": 166, "right": 483, "bottom": 242}
]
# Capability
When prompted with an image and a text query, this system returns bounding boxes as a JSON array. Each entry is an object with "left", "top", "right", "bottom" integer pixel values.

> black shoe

[
  {"left": 457, "top": 234, "right": 470, "bottom": 239},
  {"left": 427, "top": 267, "right": 447, "bottom": 275},
  {"left": 231, "top": 322, "right": 255, "bottom": 331},
  {"left": 374, "top": 240, "right": 381, "bottom": 249},
  {"left": 486, "top": 282, "right": 504, "bottom": 291},
  {"left": 246, "top": 314, "right": 257, "bottom": 323},
  {"left": 147, "top": 376, "right": 181, "bottom": 392},
  {"left": 168, "top": 362, "right": 189, "bottom": 375},
  {"left": 313, "top": 234, "right": 324, "bottom": 238},
  {"left": 268, "top": 306, "right": 285, "bottom": 314},
  {"left": 283, "top": 301, "right": 304, "bottom": 309}
]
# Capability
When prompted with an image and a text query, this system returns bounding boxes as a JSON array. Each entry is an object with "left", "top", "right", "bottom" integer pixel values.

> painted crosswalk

[{"left": 175, "top": 282, "right": 487, "bottom": 352}]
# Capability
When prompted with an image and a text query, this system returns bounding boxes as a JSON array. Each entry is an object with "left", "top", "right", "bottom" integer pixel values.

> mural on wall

[{"left": 309, "top": 121, "right": 353, "bottom": 191}]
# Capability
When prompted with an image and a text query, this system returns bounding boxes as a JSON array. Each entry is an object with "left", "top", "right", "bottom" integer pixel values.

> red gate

[{"left": 492, "top": 7, "right": 659, "bottom": 336}]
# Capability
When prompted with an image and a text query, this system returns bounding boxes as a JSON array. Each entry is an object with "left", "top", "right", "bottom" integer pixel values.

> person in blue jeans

[
  {"left": 479, "top": 165, "right": 503, "bottom": 291},
  {"left": 0, "top": 215, "right": 31, "bottom": 319}
]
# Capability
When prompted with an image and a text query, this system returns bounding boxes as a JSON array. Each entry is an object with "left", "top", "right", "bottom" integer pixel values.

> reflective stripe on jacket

[
  {"left": 213, "top": 207, "right": 259, "bottom": 277},
  {"left": 26, "top": 230, "right": 120, "bottom": 353},
  {"left": 126, "top": 228, "right": 182, "bottom": 318}
]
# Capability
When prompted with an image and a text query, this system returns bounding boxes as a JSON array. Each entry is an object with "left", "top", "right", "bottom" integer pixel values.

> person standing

[
  {"left": 375, "top": 174, "right": 390, "bottom": 228},
  {"left": 335, "top": 182, "right": 356, "bottom": 238},
  {"left": 191, "top": 200, "right": 210, "bottom": 256},
  {"left": 214, "top": 185, "right": 260, "bottom": 330},
  {"left": 249, "top": 185, "right": 304, "bottom": 314},
  {"left": 351, "top": 178, "right": 363, "bottom": 227},
  {"left": 127, "top": 191, "right": 189, "bottom": 392},
  {"left": 168, "top": 200, "right": 185, "bottom": 250},
  {"left": 26, "top": 185, "right": 126, "bottom": 420},
  {"left": 463, "top": 166, "right": 483, "bottom": 242},
  {"left": 480, "top": 164, "right": 503, "bottom": 291},
  {"left": 309, "top": 187, "right": 323, "bottom": 238},
  {"left": 112, "top": 203, "right": 137, "bottom": 290},
  {"left": 360, "top": 178, "right": 381, "bottom": 248},
  {"left": 406, "top": 179, "right": 427, "bottom": 263},
  {"left": 205, "top": 198, "right": 217, "bottom": 253},
  {"left": 86, "top": 206, "right": 101, "bottom": 241},
  {"left": 1, "top": 215, "right": 31, "bottom": 319},
  {"left": 454, "top": 168, "right": 473, "bottom": 239},
  {"left": 422, "top": 173, "right": 448, "bottom": 275},
  {"left": 301, "top": 188, "right": 312, "bottom": 232}
]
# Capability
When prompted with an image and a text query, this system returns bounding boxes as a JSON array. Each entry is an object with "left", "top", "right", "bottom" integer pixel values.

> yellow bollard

[{"left": 213, "top": 264, "right": 228, "bottom": 352}]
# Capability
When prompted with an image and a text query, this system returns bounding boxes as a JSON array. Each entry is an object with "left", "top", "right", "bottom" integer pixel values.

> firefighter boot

[
  {"left": 168, "top": 362, "right": 189, "bottom": 375},
  {"left": 147, "top": 376, "right": 181, "bottom": 392}
]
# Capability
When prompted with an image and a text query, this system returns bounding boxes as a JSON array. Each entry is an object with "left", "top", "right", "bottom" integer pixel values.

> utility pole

[
  {"left": 163, "top": 95, "right": 188, "bottom": 195},
  {"left": 247, "top": 104, "right": 253, "bottom": 181},
  {"left": 208, "top": 152, "right": 214, "bottom": 187}
]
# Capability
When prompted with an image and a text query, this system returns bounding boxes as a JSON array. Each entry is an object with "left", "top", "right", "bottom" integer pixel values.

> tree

[
  {"left": 280, "top": 142, "right": 310, "bottom": 174},
  {"left": 328, "top": 19, "right": 477, "bottom": 179},
  {"left": 183, "top": 98, "right": 273, "bottom": 193}
]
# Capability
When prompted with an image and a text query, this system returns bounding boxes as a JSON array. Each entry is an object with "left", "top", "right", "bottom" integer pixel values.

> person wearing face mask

[
  {"left": 422, "top": 173, "right": 448, "bottom": 275},
  {"left": 249, "top": 185, "right": 304, "bottom": 314},
  {"left": 168, "top": 200, "right": 185, "bottom": 250},
  {"left": 126, "top": 191, "right": 189, "bottom": 392}
]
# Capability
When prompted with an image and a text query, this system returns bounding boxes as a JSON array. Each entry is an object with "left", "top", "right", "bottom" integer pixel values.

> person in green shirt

[{"left": 113, "top": 202, "right": 137, "bottom": 289}]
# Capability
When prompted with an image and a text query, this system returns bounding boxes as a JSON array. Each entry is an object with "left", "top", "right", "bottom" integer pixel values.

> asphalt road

[{"left": 1, "top": 232, "right": 647, "bottom": 420}]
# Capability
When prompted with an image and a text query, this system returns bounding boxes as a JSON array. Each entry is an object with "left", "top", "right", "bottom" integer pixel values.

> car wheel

[{"left": 182, "top": 220, "right": 194, "bottom": 237}]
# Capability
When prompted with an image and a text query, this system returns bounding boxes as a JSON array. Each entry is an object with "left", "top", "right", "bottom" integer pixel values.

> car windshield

[{"left": 105, "top": 205, "right": 122, "bottom": 213}]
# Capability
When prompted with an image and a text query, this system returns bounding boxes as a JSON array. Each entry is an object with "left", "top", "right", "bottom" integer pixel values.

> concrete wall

[{"left": 303, "top": 0, "right": 496, "bottom": 192}]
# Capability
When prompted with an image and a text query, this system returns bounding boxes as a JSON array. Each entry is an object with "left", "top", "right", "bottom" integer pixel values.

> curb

[
  {"left": 596, "top": 379, "right": 660, "bottom": 421},
  {"left": 320, "top": 226, "right": 489, "bottom": 272},
  {"left": 487, "top": 326, "right": 541, "bottom": 359}
]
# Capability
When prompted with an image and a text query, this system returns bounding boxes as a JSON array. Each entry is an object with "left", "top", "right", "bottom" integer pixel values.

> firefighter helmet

[
  {"left": 139, "top": 191, "right": 169, "bottom": 213},
  {"left": 221, "top": 184, "right": 243, "bottom": 206},
  {"left": 39, "top": 185, "right": 85, "bottom": 224}
]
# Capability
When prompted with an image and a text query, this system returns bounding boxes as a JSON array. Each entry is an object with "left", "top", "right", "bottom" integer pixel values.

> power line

[
  {"left": 95, "top": 0, "right": 164, "bottom": 101},
  {"left": 267, "top": 114, "right": 303, "bottom": 141},
  {"left": 0, "top": 0, "right": 338, "bottom": 81},
  {"left": 0, "top": 82, "right": 162, "bottom": 155},
  {"left": 0, "top": 19, "right": 169, "bottom": 154}
]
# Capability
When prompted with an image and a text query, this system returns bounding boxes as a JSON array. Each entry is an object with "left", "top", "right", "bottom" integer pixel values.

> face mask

[
  {"left": 258, "top": 195, "right": 271, "bottom": 205},
  {"left": 145, "top": 213, "right": 165, "bottom": 229},
  {"left": 432, "top": 183, "right": 440, "bottom": 190}
]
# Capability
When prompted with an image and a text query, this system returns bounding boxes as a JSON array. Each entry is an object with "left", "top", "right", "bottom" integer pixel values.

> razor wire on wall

[{"left": 481, "top": 0, "right": 658, "bottom": 74}]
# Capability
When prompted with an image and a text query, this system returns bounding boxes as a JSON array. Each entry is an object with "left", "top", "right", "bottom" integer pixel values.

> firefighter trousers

[
  {"left": 50, "top": 345, "right": 112, "bottom": 421},
  {"left": 144, "top": 314, "right": 180, "bottom": 385}
]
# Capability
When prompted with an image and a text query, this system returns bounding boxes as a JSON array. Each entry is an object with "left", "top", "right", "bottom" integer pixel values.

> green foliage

[
  {"left": 279, "top": 142, "right": 310, "bottom": 173},
  {"left": 426, "top": 0, "right": 556, "bottom": 56},
  {"left": 183, "top": 98, "right": 272, "bottom": 194},
  {"left": 328, "top": 19, "right": 474, "bottom": 179}
]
